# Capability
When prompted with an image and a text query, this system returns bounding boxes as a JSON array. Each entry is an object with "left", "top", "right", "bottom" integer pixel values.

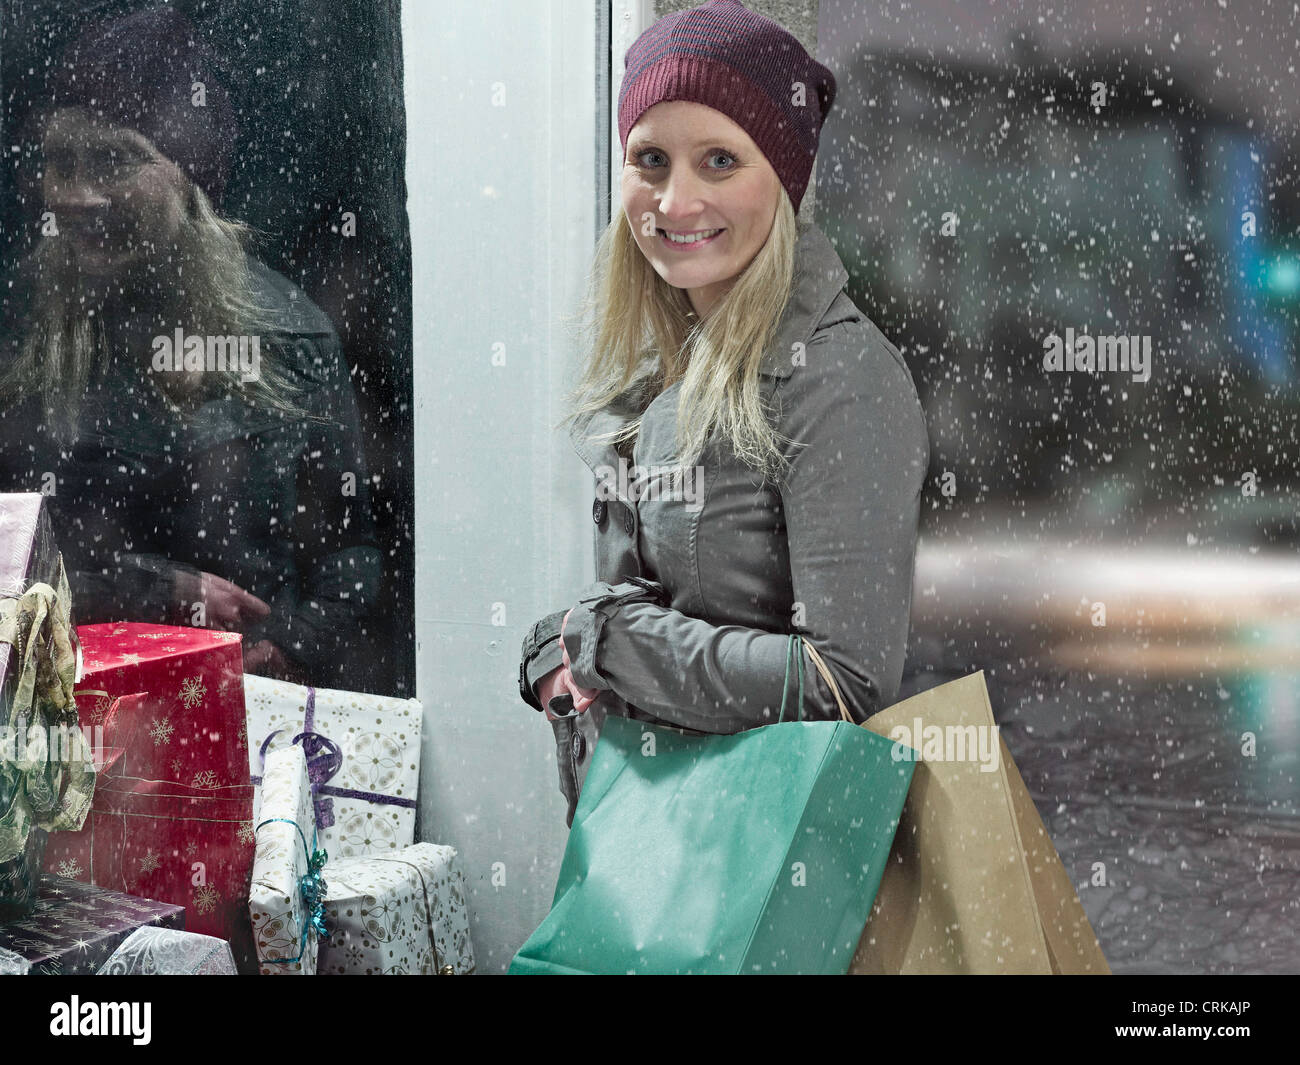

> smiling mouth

[{"left": 657, "top": 228, "right": 724, "bottom": 246}]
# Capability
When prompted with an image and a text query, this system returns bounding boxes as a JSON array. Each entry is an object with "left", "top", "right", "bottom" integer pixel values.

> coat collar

[
  {"left": 568, "top": 220, "right": 850, "bottom": 473},
  {"left": 759, "top": 220, "right": 850, "bottom": 379}
]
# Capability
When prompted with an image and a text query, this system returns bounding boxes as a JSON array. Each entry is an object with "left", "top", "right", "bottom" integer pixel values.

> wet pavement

[{"left": 899, "top": 662, "right": 1300, "bottom": 974}]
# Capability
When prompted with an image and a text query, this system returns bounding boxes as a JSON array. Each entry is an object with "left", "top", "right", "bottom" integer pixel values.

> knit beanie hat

[
  {"left": 49, "top": 6, "right": 238, "bottom": 207},
  {"left": 618, "top": 0, "right": 837, "bottom": 212}
]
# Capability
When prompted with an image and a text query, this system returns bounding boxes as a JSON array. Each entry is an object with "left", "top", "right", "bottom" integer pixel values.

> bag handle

[
  {"left": 804, "top": 639, "right": 855, "bottom": 723},
  {"left": 778, "top": 633, "right": 805, "bottom": 723},
  {"left": 778, "top": 634, "right": 855, "bottom": 724}
]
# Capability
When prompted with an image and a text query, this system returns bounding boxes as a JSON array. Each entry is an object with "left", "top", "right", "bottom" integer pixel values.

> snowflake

[
  {"left": 120, "top": 652, "right": 142, "bottom": 665},
  {"left": 89, "top": 695, "right": 112, "bottom": 723},
  {"left": 179, "top": 676, "right": 207, "bottom": 709},
  {"left": 237, "top": 820, "right": 255, "bottom": 845},
  {"left": 192, "top": 884, "right": 221, "bottom": 916},
  {"left": 212, "top": 631, "right": 241, "bottom": 642},
  {"left": 56, "top": 859, "right": 82, "bottom": 879},
  {"left": 191, "top": 769, "right": 218, "bottom": 789},
  {"left": 171, "top": 757, "right": 183, "bottom": 775},
  {"left": 138, "top": 850, "right": 160, "bottom": 875},
  {"left": 184, "top": 840, "right": 199, "bottom": 858},
  {"left": 149, "top": 718, "right": 174, "bottom": 745}
]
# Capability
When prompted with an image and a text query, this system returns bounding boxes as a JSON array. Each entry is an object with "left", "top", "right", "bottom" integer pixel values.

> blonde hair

[
  {"left": 560, "top": 187, "right": 801, "bottom": 488},
  {"left": 2, "top": 169, "right": 317, "bottom": 442}
]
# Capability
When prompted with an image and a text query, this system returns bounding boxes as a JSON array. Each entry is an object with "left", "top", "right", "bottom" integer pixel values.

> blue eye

[
  {"left": 635, "top": 149, "right": 667, "bottom": 168},
  {"left": 705, "top": 151, "right": 735, "bottom": 170}
]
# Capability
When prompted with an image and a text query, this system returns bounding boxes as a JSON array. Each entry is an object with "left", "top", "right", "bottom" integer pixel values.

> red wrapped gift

[
  {"left": 69, "top": 622, "right": 249, "bottom": 789},
  {"left": 42, "top": 624, "right": 257, "bottom": 973},
  {"left": 42, "top": 746, "right": 257, "bottom": 973}
]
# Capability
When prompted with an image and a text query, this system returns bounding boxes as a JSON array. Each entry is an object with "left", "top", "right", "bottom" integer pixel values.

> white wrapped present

[
  {"left": 244, "top": 675, "right": 422, "bottom": 859},
  {"left": 248, "top": 745, "right": 325, "bottom": 975},
  {"left": 317, "top": 843, "right": 475, "bottom": 975},
  {"left": 96, "top": 928, "right": 238, "bottom": 975}
]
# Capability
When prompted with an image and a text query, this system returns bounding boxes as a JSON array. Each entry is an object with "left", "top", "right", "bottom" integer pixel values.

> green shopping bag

[{"left": 509, "top": 635, "right": 916, "bottom": 974}]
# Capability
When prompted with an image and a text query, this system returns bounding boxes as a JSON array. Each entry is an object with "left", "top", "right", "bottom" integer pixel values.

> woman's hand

[
  {"left": 560, "top": 608, "right": 601, "bottom": 711},
  {"left": 535, "top": 608, "right": 601, "bottom": 719},
  {"left": 173, "top": 569, "right": 272, "bottom": 631}
]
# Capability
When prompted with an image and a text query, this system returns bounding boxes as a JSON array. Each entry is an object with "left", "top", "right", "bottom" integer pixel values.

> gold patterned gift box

[
  {"left": 317, "top": 843, "right": 475, "bottom": 975},
  {"left": 249, "top": 745, "right": 324, "bottom": 975},
  {"left": 244, "top": 675, "right": 421, "bottom": 860}
]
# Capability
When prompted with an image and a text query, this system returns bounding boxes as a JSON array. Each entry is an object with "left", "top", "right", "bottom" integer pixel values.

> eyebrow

[{"left": 627, "top": 138, "right": 735, "bottom": 152}]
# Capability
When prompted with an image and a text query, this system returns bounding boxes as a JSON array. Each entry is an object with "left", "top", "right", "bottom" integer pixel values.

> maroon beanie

[
  {"left": 49, "top": 7, "right": 237, "bottom": 206},
  {"left": 618, "top": 0, "right": 837, "bottom": 212}
]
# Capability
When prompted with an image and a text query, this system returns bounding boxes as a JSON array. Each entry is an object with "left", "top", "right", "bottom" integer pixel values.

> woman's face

[
  {"left": 621, "top": 101, "right": 783, "bottom": 318},
  {"left": 40, "top": 107, "right": 189, "bottom": 280}
]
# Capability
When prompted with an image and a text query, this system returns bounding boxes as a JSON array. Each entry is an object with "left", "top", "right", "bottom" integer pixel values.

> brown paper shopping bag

[{"left": 848, "top": 671, "right": 1109, "bottom": 974}]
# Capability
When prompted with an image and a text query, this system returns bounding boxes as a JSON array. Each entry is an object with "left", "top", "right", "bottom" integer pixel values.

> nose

[
  {"left": 656, "top": 164, "right": 707, "bottom": 222},
  {"left": 44, "top": 168, "right": 111, "bottom": 211}
]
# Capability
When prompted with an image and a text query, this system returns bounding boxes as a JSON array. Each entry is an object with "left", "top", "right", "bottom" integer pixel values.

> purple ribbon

[{"left": 251, "top": 687, "right": 417, "bottom": 827}]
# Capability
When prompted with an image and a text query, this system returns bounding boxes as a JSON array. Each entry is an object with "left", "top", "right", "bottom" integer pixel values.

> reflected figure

[{"left": 0, "top": 7, "right": 380, "bottom": 685}]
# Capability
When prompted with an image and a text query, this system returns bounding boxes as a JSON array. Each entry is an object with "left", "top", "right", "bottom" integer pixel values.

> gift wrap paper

[
  {"left": 45, "top": 626, "right": 259, "bottom": 972},
  {"left": 0, "top": 874, "right": 184, "bottom": 975},
  {"left": 249, "top": 745, "right": 320, "bottom": 975},
  {"left": 0, "top": 494, "right": 91, "bottom": 917},
  {"left": 244, "top": 675, "right": 421, "bottom": 859},
  {"left": 71, "top": 622, "right": 249, "bottom": 790},
  {"left": 43, "top": 738, "right": 259, "bottom": 975},
  {"left": 318, "top": 842, "right": 475, "bottom": 975},
  {"left": 97, "top": 926, "right": 238, "bottom": 975}
]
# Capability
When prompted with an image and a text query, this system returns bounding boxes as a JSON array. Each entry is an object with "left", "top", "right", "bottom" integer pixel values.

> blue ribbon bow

[{"left": 255, "top": 817, "right": 329, "bottom": 965}]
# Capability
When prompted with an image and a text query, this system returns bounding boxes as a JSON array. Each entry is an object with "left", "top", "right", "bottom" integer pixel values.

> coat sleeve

[
  {"left": 562, "top": 323, "right": 930, "bottom": 733},
  {"left": 245, "top": 333, "right": 382, "bottom": 679}
]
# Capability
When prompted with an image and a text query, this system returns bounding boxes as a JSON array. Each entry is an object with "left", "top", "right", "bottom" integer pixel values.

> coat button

[
  {"left": 571, "top": 732, "right": 586, "bottom": 762},
  {"left": 592, "top": 499, "right": 607, "bottom": 526}
]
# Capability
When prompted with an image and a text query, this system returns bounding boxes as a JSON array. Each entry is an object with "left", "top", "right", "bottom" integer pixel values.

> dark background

[{"left": 0, "top": 0, "right": 415, "bottom": 697}]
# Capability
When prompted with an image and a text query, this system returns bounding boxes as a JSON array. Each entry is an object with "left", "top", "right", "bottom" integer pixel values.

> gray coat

[{"left": 519, "top": 219, "right": 930, "bottom": 826}]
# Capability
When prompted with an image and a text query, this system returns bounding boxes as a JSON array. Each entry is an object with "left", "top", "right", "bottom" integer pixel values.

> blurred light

[{"left": 1263, "top": 253, "right": 1300, "bottom": 299}]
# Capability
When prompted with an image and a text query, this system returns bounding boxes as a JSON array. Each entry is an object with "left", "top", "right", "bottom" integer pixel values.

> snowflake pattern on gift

[
  {"left": 179, "top": 676, "right": 207, "bottom": 709},
  {"left": 56, "top": 859, "right": 82, "bottom": 879},
  {"left": 212, "top": 631, "right": 241, "bottom": 642},
  {"left": 237, "top": 821, "right": 255, "bottom": 845},
  {"left": 138, "top": 850, "right": 160, "bottom": 875},
  {"left": 191, "top": 769, "right": 218, "bottom": 789},
  {"left": 149, "top": 718, "right": 174, "bottom": 746},
  {"left": 193, "top": 884, "right": 220, "bottom": 916},
  {"left": 88, "top": 695, "right": 113, "bottom": 724},
  {"left": 120, "top": 652, "right": 142, "bottom": 666},
  {"left": 184, "top": 840, "right": 199, "bottom": 859},
  {"left": 171, "top": 757, "right": 183, "bottom": 776}
]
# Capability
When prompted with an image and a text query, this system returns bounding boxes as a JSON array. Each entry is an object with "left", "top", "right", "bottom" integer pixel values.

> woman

[
  {"left": 518, "top": 0, "right": 930, "bottom": 826},
  {"left": 0, "top": 7, "right": 381, "bottom": 686}
]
